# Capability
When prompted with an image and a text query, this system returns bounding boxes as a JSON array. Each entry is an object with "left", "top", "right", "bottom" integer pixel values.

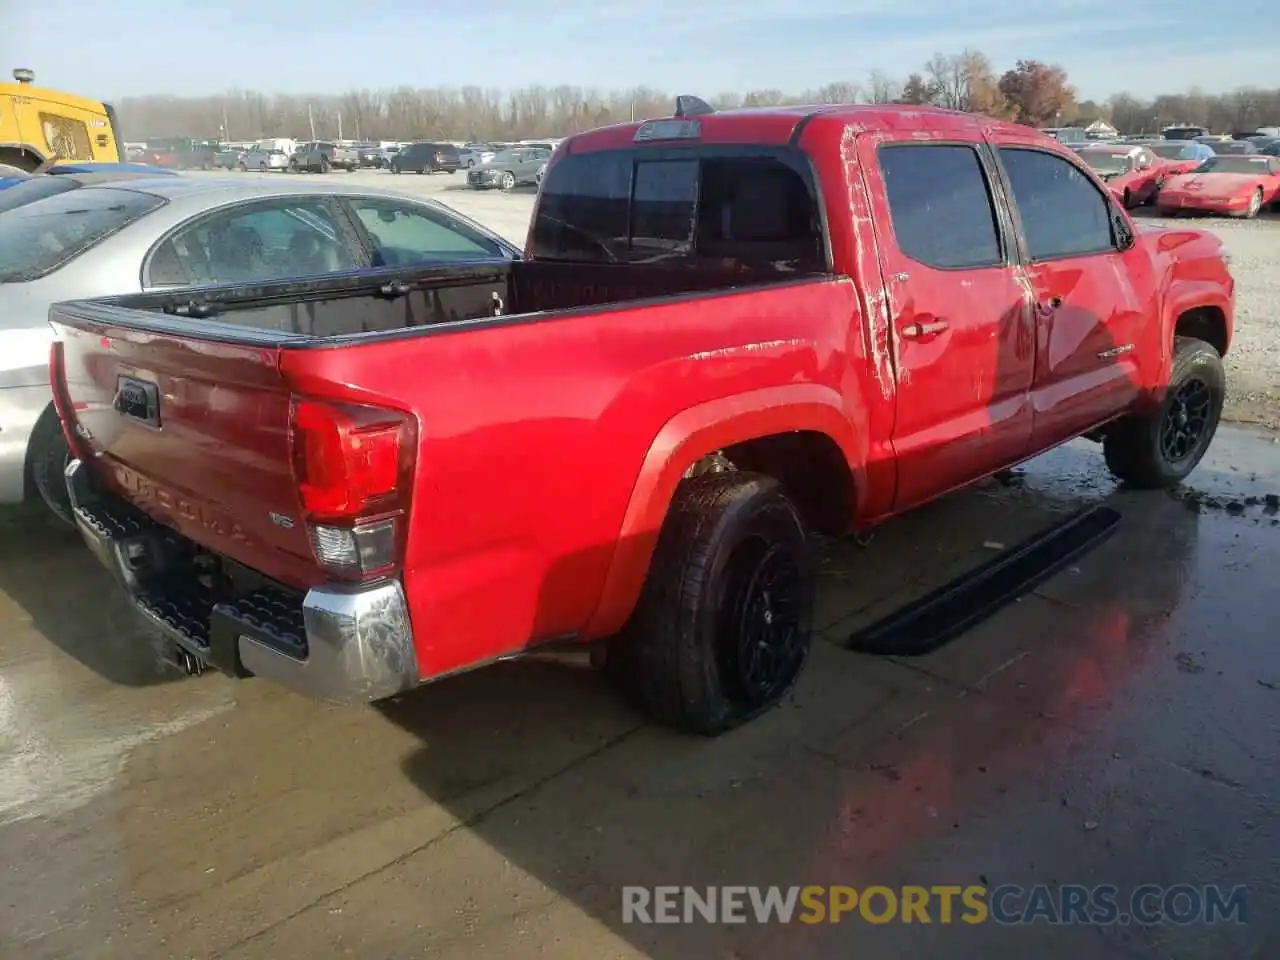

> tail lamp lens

[
  {"left": 291, "top": 398, "right": 408, "bottom": 518},
  {"left": 289, "top": 397, "right": 416, "bottom": 579}
]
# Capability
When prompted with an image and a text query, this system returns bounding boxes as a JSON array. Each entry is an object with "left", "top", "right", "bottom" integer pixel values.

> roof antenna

[{"left": 674, "top": 95, "right": 715, "bottom": 118}]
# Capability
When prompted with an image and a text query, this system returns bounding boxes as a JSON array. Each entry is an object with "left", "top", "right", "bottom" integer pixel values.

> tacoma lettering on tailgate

[{"left": 113, "top": 464, "right": 249, "bottom": 543}]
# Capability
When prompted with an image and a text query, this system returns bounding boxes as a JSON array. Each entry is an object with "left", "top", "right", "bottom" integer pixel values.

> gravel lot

[{"left": 195, "top": 169, "right": 1280, "bottom": 427}]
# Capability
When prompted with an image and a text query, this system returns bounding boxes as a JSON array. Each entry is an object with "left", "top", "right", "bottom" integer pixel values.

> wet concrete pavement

[{"left": 1, "top": 427, "right": 1278, "bottom": 959}]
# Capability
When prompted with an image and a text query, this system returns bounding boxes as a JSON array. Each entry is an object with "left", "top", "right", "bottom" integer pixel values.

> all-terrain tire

[
  {"left": 607, "top": 473, "right": 813, "bottom": 736},
  {"left": 27, "top": 404, "right": 74, "bottom": 527},
  {"left": 1103, "top": 336, "right": 1225, "bottom": 489}
]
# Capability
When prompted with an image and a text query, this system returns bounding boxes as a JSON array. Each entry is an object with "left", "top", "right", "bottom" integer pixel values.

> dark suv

[{"left": 390, "top": 142, "right": 461, "bottom": 174}]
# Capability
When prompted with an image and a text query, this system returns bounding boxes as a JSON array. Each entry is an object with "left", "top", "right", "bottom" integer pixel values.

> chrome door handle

[{"left": 901, "top": 320, "right": 950, "bottom": 340}]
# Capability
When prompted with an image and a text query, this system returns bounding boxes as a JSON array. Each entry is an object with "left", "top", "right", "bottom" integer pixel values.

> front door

[
  {"left": 987, "top": 135, "right": 1156, "bottom": 446},
  {"left": 860, "top": 135, "right": 1036, "bottom": 510}
]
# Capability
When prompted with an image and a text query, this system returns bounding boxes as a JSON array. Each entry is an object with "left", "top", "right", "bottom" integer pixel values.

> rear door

[
  {"left": 859, "top": 134, "right": 1036, "bottom": 509},
  {"left": 987, "top": 132, "right": 1157, "bottom": 445}
]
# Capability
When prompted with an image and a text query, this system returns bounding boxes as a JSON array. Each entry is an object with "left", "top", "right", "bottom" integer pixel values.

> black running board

[{"left": 847, "top": 504, "right": 1122, "bottom": 657}]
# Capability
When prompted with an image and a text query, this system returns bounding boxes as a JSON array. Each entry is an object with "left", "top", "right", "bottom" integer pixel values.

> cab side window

[
  {"left": 877, "top": 144, "right": 1003, "bottom": 270},
  {"left": 998, "top": 148, "right": 1114, "bottom": 261}
]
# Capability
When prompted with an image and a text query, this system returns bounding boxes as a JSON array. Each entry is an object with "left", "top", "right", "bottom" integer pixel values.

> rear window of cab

[{"left": 530, "top": 147, "right": 826, "bottom": 270}]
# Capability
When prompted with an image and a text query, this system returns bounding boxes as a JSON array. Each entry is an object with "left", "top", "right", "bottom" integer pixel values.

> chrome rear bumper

[{"left": 65, "top": 458, "right": 419, "bottom": 703}]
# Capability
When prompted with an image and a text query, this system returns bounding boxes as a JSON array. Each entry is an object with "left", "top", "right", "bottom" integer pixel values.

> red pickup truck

[{"left": 49, "top": 103, "right": 1234, "bottom": 735}]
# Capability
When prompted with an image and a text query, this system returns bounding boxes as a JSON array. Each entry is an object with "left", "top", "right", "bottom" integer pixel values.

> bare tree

[
  {"left": 113, "top": 62, "right": 1280, "bottom": 142},
  {"left": 866, "top": 70, "right": 901, "bottom": 104}
]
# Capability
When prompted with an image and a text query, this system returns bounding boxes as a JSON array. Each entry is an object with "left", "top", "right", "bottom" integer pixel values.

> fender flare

[
  {"left": 1163, "top": 283, "right": 1233, "bottom": 354},
  {"left": 582, "top": 383, "right": 860, "bottom": 639}
]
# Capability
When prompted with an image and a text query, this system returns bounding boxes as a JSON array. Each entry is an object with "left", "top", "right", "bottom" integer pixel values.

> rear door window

[
  {"left": 0, "top": 186, "right": 163, "bottom": 282},
  {"left": 876, "top": 144, "right": 1003, "bottom": 269},
  {"left": 146, "top": 198, "right": 359, "bottom": 286}
]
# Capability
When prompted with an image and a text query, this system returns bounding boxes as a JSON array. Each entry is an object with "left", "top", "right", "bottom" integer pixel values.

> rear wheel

[
  {"left": 319, "top": 157, "right": 330, "bottom": 174},
  {"left": 1103, "top": 337, "right": 1224, "bottom": 489},
  {"left": 607, "top": 473, "right": 813, "bottom": 736},
  {"left": 27, "top": 405, "right": 74, "bottom": 528}
]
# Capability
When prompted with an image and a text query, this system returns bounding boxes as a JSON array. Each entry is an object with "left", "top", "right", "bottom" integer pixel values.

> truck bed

[
  {"left": 59, "top": 259, "right": 816, "bottom": 344},
  {"left": 50, "top": 258, "right": 850, "bottom": 680}
]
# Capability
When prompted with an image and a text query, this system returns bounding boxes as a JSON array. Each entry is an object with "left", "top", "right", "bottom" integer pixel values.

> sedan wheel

[
  {"left": 1244, "top": 188, "right": 1263, "bottom": 219},
  {"left": 500, "top": 171, "right": 516, "bottom": 191}
]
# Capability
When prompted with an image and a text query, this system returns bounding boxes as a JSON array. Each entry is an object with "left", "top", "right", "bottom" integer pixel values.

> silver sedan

[
  {"left": 0, "top": 174, "right": 520, "bottom": 523},
  {"left": 467, "top": 148, "right": 552, "bottom": 190}
]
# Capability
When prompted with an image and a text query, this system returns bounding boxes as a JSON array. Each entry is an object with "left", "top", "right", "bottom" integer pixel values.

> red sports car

[
  {"left": 1075, "top": 145, "right": 1162, "bottom": 207},
  {"left": 1157, "top": 155, "right": 1280, "bottom": 218},
  {"left": 1145, "top": 139, "right": 1217, "bottom": 176}
]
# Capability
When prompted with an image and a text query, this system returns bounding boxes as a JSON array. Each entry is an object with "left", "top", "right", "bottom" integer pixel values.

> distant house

[{"left": 1085, "top": 119, "right": 1119, "bottom": 139}]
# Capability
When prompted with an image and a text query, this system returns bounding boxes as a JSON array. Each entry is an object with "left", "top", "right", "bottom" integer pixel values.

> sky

[{"left": 1, "top": 0, "right": 1276, "bottom": 103}]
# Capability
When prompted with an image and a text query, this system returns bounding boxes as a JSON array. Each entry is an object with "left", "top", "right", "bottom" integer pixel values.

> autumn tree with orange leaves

[{"left": 997, "top": 60, "right": 1076, "bottom": 126}]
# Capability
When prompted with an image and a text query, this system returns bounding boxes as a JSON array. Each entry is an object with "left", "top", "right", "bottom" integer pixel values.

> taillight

[
  {"left": 48, "top": 341, "right": 79, "bottom": 453},
  {"left": 289, "top": 397, "right": 417, "bottom": 580}
]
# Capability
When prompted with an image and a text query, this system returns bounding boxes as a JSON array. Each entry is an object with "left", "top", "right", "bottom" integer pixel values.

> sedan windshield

[
  {"left": 1078, "top": 152, "right": 1131, "bottom": 174},
  {"left": 1194, "top": 156, "right": 1277, "bottom": 175},
  {"left": 0, "top": 186, "right": 163, "bottom": 282},
  {"left": 1150, "top": 143, "right": 1195, "bottom": 160}
]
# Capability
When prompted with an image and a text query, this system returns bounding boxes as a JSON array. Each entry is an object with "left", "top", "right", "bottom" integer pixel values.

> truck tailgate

[{"left": 53, "top": 317, "right": 319, "bottom": 587}]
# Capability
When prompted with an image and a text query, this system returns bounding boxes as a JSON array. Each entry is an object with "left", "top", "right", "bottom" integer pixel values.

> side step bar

[{"left": 848, "top": 504, "right": 1122, "bottom": 657}]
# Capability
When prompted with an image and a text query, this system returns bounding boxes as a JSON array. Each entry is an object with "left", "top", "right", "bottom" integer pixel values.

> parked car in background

[
  {"left": 240, "top": 144, "right": 290, "bottom": 172},
  {"left": 1144, "top": 139, "right": 1216, "bottom": 174},
  {"left": 291, "top": 141, "right": 359, "bottom": 172},
  {"left": 135, "top": 147, "right": 178, "bottom": 168},
  {"left": 1263, "top": 142, "right": 1280, "bottom": 157},
  {"left": 1157, "top": 154, "right": 1280, "bottom": 218},
  {"left": 356, "top": 143, "right": 385, "bottom": 168},
  {"left": 1163, "top": 125, "right": 1209, "bottom": 140},
  {"left": 177, "top": 142, "right": 218, "bottom": 169},
  {"left": 391, "top": 142, "right": 461, "bottom": 174},
  {"left": 459, "top": 144, "right": 496, "bottom": 168},
  {"left": 214, "top": 145, "right": 246, "bottom": 169},
  {"left": 467, "top": 146, "right": 551, "bottom": 190},
  {"left": 1073, "top": 144, "right": 1162, "bottom": 207},
  {"left": 1209, "top": 140, "right": 1259, "bottom": 156},
  {"left": 0, "top": 175, "right": 520, "bottom": 524}
]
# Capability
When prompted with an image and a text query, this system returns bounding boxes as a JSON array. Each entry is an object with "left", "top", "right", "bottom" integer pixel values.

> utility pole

[
  {"left": 308, "top": 103, "right": 316, "bottom": 140},
  {"left": 338, "top": 112, "right": 343, "bottom": 141}
]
